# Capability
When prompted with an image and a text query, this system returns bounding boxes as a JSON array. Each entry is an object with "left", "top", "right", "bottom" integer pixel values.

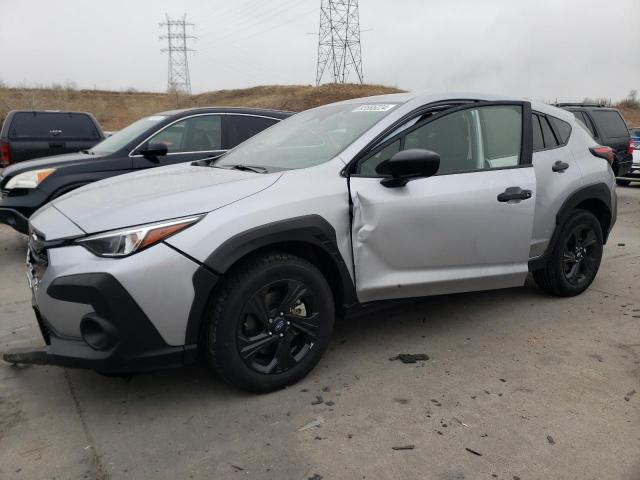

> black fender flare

[
  {"left": 184, "top": 215, "right": 357, "bottom": 345},
  {"left": 529, "top": 182, "right": 614, "bottom": 270}
]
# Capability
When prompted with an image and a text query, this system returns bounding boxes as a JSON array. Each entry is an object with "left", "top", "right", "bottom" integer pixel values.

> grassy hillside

[
  {"left": 1, "top": 84, "right": 638, "bottom": 130},
  {"left": 0, "top": 84, "right": 403, "bottom": 131}
]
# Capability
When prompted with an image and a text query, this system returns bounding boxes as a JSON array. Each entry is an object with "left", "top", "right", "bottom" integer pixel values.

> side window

[
  {"left": 548, "top": 116, "right": 572, "bottom": 144},
  {"left": 226, "top": 115, "right": 278, "bottom": 148},
  {"left": 576, "top": 112, "right": 597, "bottom": 138},
  {"left": 147, "top": 115, "right": 222, "bottom": 153},
  {"left": 590, "top": 110, "right": 629, "bottom": 139},
  {"left": 539, "top": 116, "right": 559, "bottom": 148},
  {"left": 357, "top": 105, "right": 522, "bottom": 175},
  {"left": 359, "top": 139, "right": 400, "bottom": 175},
  {"left": 532, "top": 115, "right": 544, "bottom": 151}
]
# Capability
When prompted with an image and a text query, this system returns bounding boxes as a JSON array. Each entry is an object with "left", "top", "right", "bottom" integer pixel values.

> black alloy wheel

[
  {"left": 237, "top": 279, "right": 321, "bottom": 375},
  {"left": 206, "top": 253, "right": 334, "bottom": 392},
  {"left": 562, "top": 224, "right": 599, "bottom": 288}
]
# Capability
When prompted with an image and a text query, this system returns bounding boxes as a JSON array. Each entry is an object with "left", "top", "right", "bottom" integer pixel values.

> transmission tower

[
  {"left": 160, "top": 14, "right": 196, "bottom": 94},
  {"left": 315, "top": 0, "right": 363, "bottom": 86}
]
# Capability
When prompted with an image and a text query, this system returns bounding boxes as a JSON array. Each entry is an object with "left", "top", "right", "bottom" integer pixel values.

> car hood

[
  {"left": 50, "top": 163, "right": 282, "bottom": 234},
  {"left": 1, "top": 151, "right": 109, "bottom": 178}
]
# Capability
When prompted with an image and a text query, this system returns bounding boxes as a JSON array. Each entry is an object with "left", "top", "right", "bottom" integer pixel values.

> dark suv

[
  {"left": 0, "top": 107, "right": 291, "bottom": 233},
  {"left": 556, "top": 104, "right": 633, "bottom": 185},
  {"left": 1, "top": 110, "right": 104, "bottom": 166}
]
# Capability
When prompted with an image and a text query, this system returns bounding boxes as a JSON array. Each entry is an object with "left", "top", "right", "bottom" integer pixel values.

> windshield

[
  {"left": 89, "top": 115, "right": 168, "bottom": 155},
  {"left": 214, "top": 102, "right": 400, "bottom": 171}
]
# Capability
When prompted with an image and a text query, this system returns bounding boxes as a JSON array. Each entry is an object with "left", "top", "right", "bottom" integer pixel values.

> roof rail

[{"left": 553, "top": 102, "right": 609, "bottom": 108}]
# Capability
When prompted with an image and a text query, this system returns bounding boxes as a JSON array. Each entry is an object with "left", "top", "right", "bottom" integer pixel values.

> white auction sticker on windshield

[{"left": 352, "top": 104, "right": 397, "bottom": 112}]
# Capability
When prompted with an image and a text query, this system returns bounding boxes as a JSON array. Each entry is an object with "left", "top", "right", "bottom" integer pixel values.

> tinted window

[
  {"left": 573, "top": 111, "right": 597, "bottom": 138},
  {"left": 548, "top": 116, "right": 572, "bottom": 144},
  {"left": 532, "top": 115, "right": 544, "bottom": 150},
  {"left": 629, "top": 127, "right": 640, "bottom": 137},
  {"left": 591, "top": 110, "right": 629, "bottom": 138},
  {"left": 539, "top": 116, "right": 558, "bottom": 148},
  {"left": 91, "top": 115, "right": 167, "bottom": 155},
  {"left": 9, "top": 112, "right": 100, "bottom": 139},
  {"left": 226, "top": 115, "right": 278, "bottom": 148},
  {"left": 148, "top": 115, "right": 222, "bottom": 153},
  {"left": 360, "top": 105, "right": 522, "bottom": 175}
]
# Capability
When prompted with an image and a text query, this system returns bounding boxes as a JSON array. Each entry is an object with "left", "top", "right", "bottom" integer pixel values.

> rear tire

[
  {"left": 532, "top": 210, "right": 603, "bottom": 297},
  {"left": 204, "top": 252, "right": 334, "bottom": 393}
]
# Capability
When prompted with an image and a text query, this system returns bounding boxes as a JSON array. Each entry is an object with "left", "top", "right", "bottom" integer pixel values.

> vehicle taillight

[
  {"left": 0, "top": 142, "right": 9, "bottom": 167},
  {"left": 628, "top": 140, "right": 634, "bottom": 155},
  {"left": 589, "top": 146, "right": 614, "bottom": 164}
]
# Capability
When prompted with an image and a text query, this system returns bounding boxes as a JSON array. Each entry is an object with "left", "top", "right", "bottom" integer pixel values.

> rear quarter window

[
  {"left": 548, "top": 116, "right": 572, "bottom": 144},
  {"left": 8, "top": 112, "right": 100, "bottom": 140},
  {"left": 590, "top": 110, "right": 629, "bottom": 139}
]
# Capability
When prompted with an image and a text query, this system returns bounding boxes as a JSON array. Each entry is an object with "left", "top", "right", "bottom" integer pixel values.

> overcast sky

[{"left": 0, "top": 0, "right": 638, "bottom": 102}]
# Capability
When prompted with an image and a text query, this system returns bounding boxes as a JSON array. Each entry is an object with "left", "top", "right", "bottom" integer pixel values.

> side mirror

[
  {"left": 139, "top": 142, "right": 168, "bottom": 161},
  {"left": 380, "top": 149, "right": 440, "bottom": 188}
]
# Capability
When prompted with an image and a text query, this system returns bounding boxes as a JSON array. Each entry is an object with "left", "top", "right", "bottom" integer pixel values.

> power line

[
  {"left": 315, "top": 0, "right": 363, "bottom": 85},
  {"left": 160, "top": 14, "right": 196, "bottom": 94}
]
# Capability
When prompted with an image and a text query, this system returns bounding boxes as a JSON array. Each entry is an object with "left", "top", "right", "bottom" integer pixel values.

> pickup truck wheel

[
  {"left": 205, "top": 253, "right": 334, "bottom": 393},
  {"left": 532, "top": 209, "right": 603, "bottom": 297}
]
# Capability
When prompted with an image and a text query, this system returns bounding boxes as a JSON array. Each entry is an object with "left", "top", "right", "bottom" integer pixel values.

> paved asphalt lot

[{"left": 1, "top": 187, "right": 639, "bottom": 480}]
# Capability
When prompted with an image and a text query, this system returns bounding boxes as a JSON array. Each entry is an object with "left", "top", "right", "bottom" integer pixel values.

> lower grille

[{"left": 33, "top": 308, "right": 51, "bottom": 345}]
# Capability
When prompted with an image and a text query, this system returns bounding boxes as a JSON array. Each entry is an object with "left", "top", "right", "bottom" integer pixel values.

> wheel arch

[
  {"left": 184, "top": 215, "right": 357, "bottom": 346},
  {"left": 529, "top": 182, "right": 613, "bottom": 270}
]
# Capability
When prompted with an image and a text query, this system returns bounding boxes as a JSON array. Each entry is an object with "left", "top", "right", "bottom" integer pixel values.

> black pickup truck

[{"left": 0, "top": 110, "right": 104, "bottom": 167}]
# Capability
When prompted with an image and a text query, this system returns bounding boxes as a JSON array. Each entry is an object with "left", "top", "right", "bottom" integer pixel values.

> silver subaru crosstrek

[{"left": 5, "top": 93, "right": 617, "bottom": 392}]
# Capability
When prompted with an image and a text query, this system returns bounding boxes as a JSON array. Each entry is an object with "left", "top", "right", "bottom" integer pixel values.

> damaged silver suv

[{"left": 4, "top": 93, "right": 617, "bottom": 392}]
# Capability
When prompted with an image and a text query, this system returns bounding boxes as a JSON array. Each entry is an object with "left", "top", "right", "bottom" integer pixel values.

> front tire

[
  {"left": 532, "top": 210, "right": 603, "bottom": 297},
  {"left": 205, "top": 252, "right": 335, "bottom": 393}
]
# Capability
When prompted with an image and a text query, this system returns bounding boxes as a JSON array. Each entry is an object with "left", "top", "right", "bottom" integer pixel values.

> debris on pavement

[
  {"left": 465, "top": 447, "right": 483, "bottom": 456},
  {"left": 389, "top": 353, "right": 430, "bottom": 363},
  {"left": 230, "top": 463, "right": 246, "bottom": 472},
  {"left": 625, "top": 390, "right": 636, "bottom": 401},
  {"left": 392, "top": 445, "right": 415, "bottom": 450},
  {"left": 311, "top": 395, "right": 324, "bottom": 405},
  {"left": 547, "top": 435, "right": 556, "bottom": 445},
  {"left": 308, "top": 474, "right": 323, "bottom": 480},
  {"left": 298, "top": 417, "right": 324, "bottom": 431},
  {"left": 324, "top": 401, "right": 335, "bottom": 406}
]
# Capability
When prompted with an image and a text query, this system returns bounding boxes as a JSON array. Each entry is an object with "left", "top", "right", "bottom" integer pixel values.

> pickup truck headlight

[
  {"left": 75, "top": 215, "right": 203, "bottom": 257},
  {"left": 5, "top": 168, "right": 56, "bottom": 189}
]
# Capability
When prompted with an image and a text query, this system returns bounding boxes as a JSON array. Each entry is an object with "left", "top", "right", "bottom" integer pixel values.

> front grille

[{"left": 33, "top": 308, "right": 51, "bottom": 345}]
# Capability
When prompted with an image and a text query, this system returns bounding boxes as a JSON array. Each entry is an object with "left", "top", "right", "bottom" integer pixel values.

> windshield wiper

[{"left": 227, "top": 164, "right": 268, "bottom": 173}]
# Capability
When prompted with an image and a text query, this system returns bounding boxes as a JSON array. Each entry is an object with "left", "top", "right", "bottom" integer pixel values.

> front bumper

[
  {"left": 0, "top": 207, "right": 29, "bottom": 234},
  {"left": 0, "top": 188, "right": 49, "bottom": 234},
  {"left": 4, "top": 239, "right": 218, "bottom": 373}
]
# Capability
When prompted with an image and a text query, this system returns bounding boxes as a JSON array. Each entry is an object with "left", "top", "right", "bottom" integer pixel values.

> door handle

[
  {"left": 497, "top": 187, "right": 532, "bottom": 202},
  {"left": 552, "top": 161, "right": 569, "bottom": 172}
]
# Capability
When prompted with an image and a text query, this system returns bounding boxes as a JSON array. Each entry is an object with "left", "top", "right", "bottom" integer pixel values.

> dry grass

[
  {"left": 1, "top": 84, "right": 638, "bottom": 130},
  {"left": 616, "top": 105, "right": 640, "bottom": 128},
  {"left": 0, "top": 84, "right": 403, "bottom": 131}
]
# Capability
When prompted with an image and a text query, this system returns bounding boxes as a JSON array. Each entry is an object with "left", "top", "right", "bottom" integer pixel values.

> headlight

[
  {"left": 75, "top": 215, "right": 203, "bottom": 257},
  {"left": 5, "top": 168, "right": 56, "bottom": 189}
]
